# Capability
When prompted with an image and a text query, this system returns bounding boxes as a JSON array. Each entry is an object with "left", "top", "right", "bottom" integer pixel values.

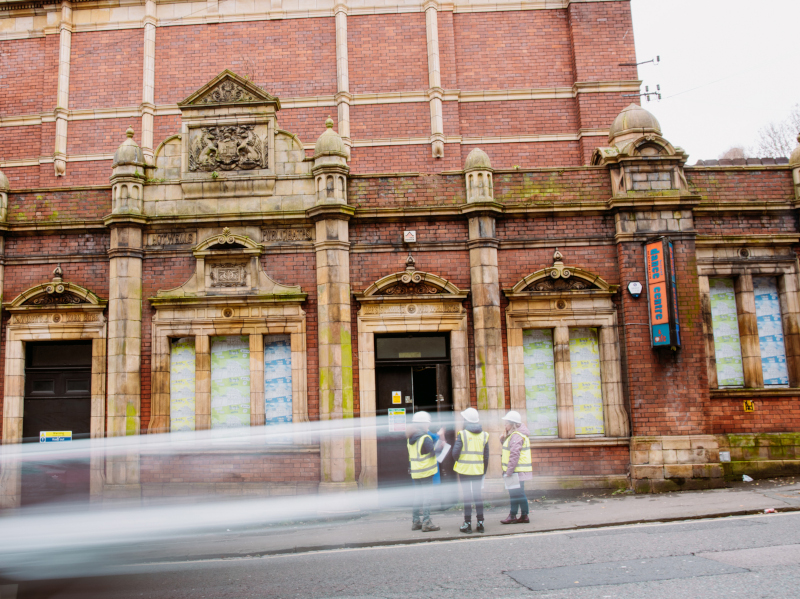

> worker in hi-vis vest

[
  {"left": 407, "top": 411, "right": 441, "bottom": 532},
  {"left": 500, "top": 410, "right": 533, "bottom": 524},
  {"left": 452, "top": 407, "right": 489, "bottom": 534}
]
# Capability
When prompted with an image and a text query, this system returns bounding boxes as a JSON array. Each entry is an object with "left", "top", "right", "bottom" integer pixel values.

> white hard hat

[
  {"left": 502, "top": 410, "right": 522, "bottom": 424},
  {"left": 412, "top": 411, "right": 431, "bottom": 424},
  {"left": 460, "top": 407, "right": 479, "bottom": 423}
]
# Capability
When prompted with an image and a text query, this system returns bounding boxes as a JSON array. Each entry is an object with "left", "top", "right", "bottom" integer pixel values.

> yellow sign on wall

[
  {"left": 392, "top": 391, "right": 401, "bottom": 405},
  {"left": 743, "top": 400, "right": 755, "bottom": 412}
]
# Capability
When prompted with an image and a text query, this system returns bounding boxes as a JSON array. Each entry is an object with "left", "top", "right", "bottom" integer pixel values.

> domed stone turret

[
  {"left": 113, "top": 127, "right": 145, "bottom": 167},
  {"left": 314, "top": 117, "right": 348, "bottom": 159},
  {"left": 313, "top": 117, "right": 349, "bottom": 205},
  {"left": 608, "top": 104, "right": 662, "bottom": 147},
  {"left": 464, "top": 147, "right": 492, "bottom": 172},
  {"left": 789, "top": 134, "right": 800, "bottom": 167},
  {"left": 110, "top": 127, "right": 145, "bottom": 215},
  {"left": 464, "top": 148, "right": 493, "bottom": 203}
]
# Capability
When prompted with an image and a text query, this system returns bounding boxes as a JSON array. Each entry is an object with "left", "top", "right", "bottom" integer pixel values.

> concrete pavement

[{"left": 137, "top": 477, "right": 800, "bottom": 563}]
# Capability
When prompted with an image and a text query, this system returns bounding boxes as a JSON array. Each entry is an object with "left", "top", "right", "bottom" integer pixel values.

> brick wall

[
  {"left": 530, "top": 445, "right": 629, "bottom": 476},
  {"left": 687, "top": 168, "right": 794, "bottom": 203},
  {"left": 711, "top": 397, "right": 800, "bottom": 434},
  {"left": 617, "top": 239, "right": 710, "bottom": 437},
  {"left": 140, "top": 451, "right": 320, "bottom": 483},
  {"left": 348, "top": 144, "right": 462, "bottom": 175},
  {"left": 567, "top": 1, "right": 638, "bottom": 83},
  {"left": 154, "top": 19, "right": 337, "bottom": 105},
  {"left": 0, "top": 125, "right": 41, "bottom": 160},
  {"left": 348, "top": 14, "right": 428, "bottom": 94},
  {"left": 7, "top": 188, "right": 111, "bottom": 222},
  {"left": 5, "top": 233, "right": 109, "bottom": 258},
  {"left": 69, "top": 30, "right": 143, "bottom": 110},
  {"left": 3, "top": 261, "right": 109, "bottom": 301},
  {"left": 460, "top": 99, "right": 578, "bottom": 137},
  {"left": 453, "top": 11, "right": 574, "bottom": 90},
  {"left": 351, "top": 103, "right": 431, "bottom": 140},
  {"left": 67, "top": 119, "right": 137, "bottom": 156},
  {"left": 695, "top": 213, "right": 798, "bottom": 236},
  {"left": 0, "top": 38, "right": 50, "bottom": 115}
]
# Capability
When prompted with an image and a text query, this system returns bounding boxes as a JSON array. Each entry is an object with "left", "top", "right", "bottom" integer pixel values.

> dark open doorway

[{"left": 374, "top": 333, "right": 455, "bottom": 488}]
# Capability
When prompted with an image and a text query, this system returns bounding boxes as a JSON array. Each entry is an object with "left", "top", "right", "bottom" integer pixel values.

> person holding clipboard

[{"left": 499, "top": 411, "right": 532, "bottom": 524}]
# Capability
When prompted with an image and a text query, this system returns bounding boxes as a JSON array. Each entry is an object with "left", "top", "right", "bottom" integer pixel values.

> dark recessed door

[
  {"left": 376, "top": 366, "right": 413, "bottom": 488},
  {"left": 22, "top": 341, "right": 93, "bottom": 506}
]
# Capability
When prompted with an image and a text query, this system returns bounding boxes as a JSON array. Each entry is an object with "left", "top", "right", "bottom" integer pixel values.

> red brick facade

[{"left": 1, "top": 0, "right": 798, "bottom": 497}]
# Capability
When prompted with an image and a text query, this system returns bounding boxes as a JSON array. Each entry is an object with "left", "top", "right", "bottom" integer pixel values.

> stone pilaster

[
  {"left": 140, "top": 0, "right": 157, "bottom": 164},
  {"left": 311, "top": 206, "right": 357, "bottom": 491},
  {"left": 424, "top": 0, "right": 444, "bottom": 158},
  {"left": 334, "top": 5, "right": 352, "bottom": 157},
  {"left": 54, "top": 1, "right": 73, "bottom": 176},
  {"left": 734, "top": 274, "right": 764, "bottom": 389}
]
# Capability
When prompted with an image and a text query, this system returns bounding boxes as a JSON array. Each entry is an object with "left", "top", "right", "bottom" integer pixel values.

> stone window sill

[
  {"left": 529, "top": 437, "right": 630, "bottom": 448},
  {"left": 710, "top": 388, "right": 799, "bottom": 399}
]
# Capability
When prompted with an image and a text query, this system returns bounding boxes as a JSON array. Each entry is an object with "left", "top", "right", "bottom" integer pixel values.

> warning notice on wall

[
  {"left": 392, "top": 391, "right": 402, "bottom": 404},
  {"left": 388, "top": 408, "right": 406, "bottom": 432}
]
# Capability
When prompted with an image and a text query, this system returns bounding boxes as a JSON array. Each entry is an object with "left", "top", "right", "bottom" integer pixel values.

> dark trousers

[
  {"left": 459, "top": 474, "right": 484, "bottom": 521},
  {"left": 508, "top": 480, "right": 529, "bottom": 516},
  {"left": 412, "top": 475, "right": 434, "bottom": 523}
]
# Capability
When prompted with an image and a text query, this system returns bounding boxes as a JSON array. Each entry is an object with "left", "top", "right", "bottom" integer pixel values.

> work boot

[
  {"left": 476, "top": 520, "right": 485, "bottom": 533},
  {"left": 500, "top": 514, "right": 518, "bottom": 525},
  {"left": 459, "top": 521, "right": 472, "bottom": 534},
  {"left": 411, "top": 520, "right": 422, "bottom": 531},
  {"left": 421, "top": 520, "right": 440, "bottom": 532},
  {"left": 516, "top": 514, "right": 530, "bottom": 524}
]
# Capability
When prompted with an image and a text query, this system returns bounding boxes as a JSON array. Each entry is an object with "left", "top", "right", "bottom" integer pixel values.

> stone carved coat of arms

[{"left": 189, "top": 125, "right": 268, "bottom": 172}]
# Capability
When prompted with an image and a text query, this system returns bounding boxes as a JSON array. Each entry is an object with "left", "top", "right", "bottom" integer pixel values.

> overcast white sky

[{"left": 630, "top": 0, "right": 800, "bottom": 162}]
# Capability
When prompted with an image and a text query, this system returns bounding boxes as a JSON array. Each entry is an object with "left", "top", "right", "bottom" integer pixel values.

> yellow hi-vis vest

[
  {"left": 453, "top": 430, "right": 488, "bottom": 476},
  {"left": 408, "top": 434, "right": 437, "bottom": 479},
  {"left": 501, "top": 430, "right": 533, "bottom": 473}
]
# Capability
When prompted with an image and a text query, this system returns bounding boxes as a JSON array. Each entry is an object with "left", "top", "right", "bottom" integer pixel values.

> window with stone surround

[
  {"left": 698, "top": 242, "right": 800, "bottom": 391},
  {"left": 523, "top": 327, "right": 606, "bottom": 438},
  {"left": 505, "top": 253, "right": 629, "bottom": 441},
  {"left": 703, "top": 271, "right": 799, "bottom": 390},
  {"left": 165, "top": 333, "right": 298, "bottom": 432}
]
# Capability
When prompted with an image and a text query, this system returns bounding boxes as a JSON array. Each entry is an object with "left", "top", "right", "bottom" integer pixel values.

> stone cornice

[
  {"left": 103, "top": 213, "right": 148, "bottom": 228},
  {"left": 695, "top": 234, "right": 800, "bottom": 247},
  {"left": 460, "top": 201, "right": 504, "bottom": 217},
  {"left": 306, "top": 204, "right": 355, "bottom": 222},
  {"left": 148, "top": 293, "right": 308, "bottom": 308},
  {"left": 606, "top": 194, "right": 702, "bottom": 212},
  {"left": 466, "top": 238, "right": 500, "bottom": 250},
  {"left": 107, "top": 247, "right": 144, "bottom": 259}
]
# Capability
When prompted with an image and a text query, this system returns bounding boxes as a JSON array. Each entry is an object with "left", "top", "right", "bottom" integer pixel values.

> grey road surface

[{"left": 11, "top": 512, "right": 800, "bottom": 599}]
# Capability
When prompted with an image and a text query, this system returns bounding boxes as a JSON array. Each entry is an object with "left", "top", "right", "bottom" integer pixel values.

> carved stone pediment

[
  {"left": 357, "top": 256, "right": 468, "bottom": 301},
  {"left": 152, "top": 228, "right": 304, "bottom": 303},
  {"left": 178, "top": 70, "right": 281, "bottom": 108},
  {"left": 505, "top": 250, "right": 619, "bottom": 298},
  {"left": 5, "top": 266, "right": 107, "bottom": 311}
]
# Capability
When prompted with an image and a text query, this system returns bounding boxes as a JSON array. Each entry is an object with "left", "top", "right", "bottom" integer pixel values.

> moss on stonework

[{"left": 125, "top": 403, "right": 137, "bottom": 436}]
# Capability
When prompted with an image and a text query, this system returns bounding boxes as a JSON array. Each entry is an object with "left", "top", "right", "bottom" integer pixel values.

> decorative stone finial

[
  {"left": 53, "top": 264, "right": 63, "bottom": 280},
  {"left": 553, "top": 248, "right": 563, "bottom": 264},
  {"left": 405, "top": 253, "right": 416, "bottom": 272},
  {"left": 326, "top": 116, "right": 334, "bottom": 129},
  {"left": 126, "top": 127, "right": 135, "bottom": 138}
]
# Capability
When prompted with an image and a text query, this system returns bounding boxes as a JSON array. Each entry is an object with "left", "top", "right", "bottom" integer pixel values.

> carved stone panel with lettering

[
  {"left": 188, "top": 125, "right": 269, "bottom": 172},
  {"left": 210, "top": 263, "right": 248, "bottom": 288},
  {"left": 147, "top": 231, "right": 197, "bottom": 248},
  {"left": 262, "top": 228, "right": 314, "bottom": 243}
]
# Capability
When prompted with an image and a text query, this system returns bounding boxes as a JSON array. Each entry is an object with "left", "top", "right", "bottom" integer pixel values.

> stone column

[
  {"left": 553, "top": 325, "right": 576, "bottom": 439},
  {"left": 312, "top": 209, "right": 357, "bottom": 492},
  {"left": 599, "top": 325, "right": 628, "bottom": 437},
  {"left": 735, "top": 274, "right": 763, "bottom": 388},
  {"left": 140, "top": 0, "right": 157, "bottom": 164},
  {"left": 54, "top": 1, "right": 73, "bottom": 176},
  {"left": 195, "top": 335, "right": 211, "bottom": 430},
  {"left": 778, "top": 273, "right": 800, "bottom": 387},
  {"left": 424, "top": 0, "right": 444, "bottom": 158},
  {"left": 334, "top": 5, "right": 352, "bottom": 157}
]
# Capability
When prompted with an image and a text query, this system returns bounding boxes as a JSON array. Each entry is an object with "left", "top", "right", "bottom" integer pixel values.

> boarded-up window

[
  {"left": 210, "top": 336, "right": 251, "bottom": 428},
  {"left": 709, "top": 278, "right": 745, "bottom": 387},
  {"left": 522, "top": 329, "right": 557, "bottom": 437},
  {"left": 569, "top": 327, "right": 604, "bottom": 436},
  {"left": 264, "top": 335, "right": 293, "bottom": 424},
  {"left": 754, "top": 277, "right": 789, "bottom": 386},
  {"left": 170, "top": 338, "right": 196, "bottom": 432}
]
